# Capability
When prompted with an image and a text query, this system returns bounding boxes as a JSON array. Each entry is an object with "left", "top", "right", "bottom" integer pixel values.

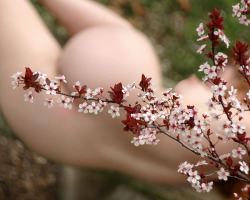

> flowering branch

[{"left": 11, "top": 2, "right": 250, "bottom": 199}]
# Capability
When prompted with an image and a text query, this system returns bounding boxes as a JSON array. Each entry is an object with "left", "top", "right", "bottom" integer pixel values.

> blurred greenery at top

[{"left": 32, "top": 0, "right": 249, "bottom": 82}]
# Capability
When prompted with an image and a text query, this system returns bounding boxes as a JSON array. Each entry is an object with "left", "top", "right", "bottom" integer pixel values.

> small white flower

[
  {"left": 198, "top": 62, "right": 210, "bottom": 72},
  {"left": 193, "top": 120, "right": 205, "bottom": 134},
  {"left": 217, "top": 168, "right": 229, "bottom": 181},
  {"left": 78, "top": 102, "right": 88, "bottom": 113},
  {"left": 239, "top": 161, "right": 249, "bottom": 174},
  {"left": 45, "top": 82, "right": 58, "bottom": 95},
  {"left": 33, "top": 71, "right": 47, "bottom": 80},
  {"left": 239, "top": 15, "right": 250, "bottom": 26},
  {"left": 195, "top": 160, "right": 208, "bottom": 167},
  {"left": 197, "top": 35, "right": 209, "bottom": 41},
  {"left": 57, "top": 95, "right": 73, "bottom": 109},
  {"left": 87, "top": 102, "right": 100, "bottom": 115},
  {"left": 127, "top": 82, "right": 136, "bottom": 91},
  {"left": 187, "top": 170, "right": 201, "bottom": 184},
  {"left": 232, "top": 147, "right": 246, "bottom": 159},
  {"left": 205, "top": 99, "right": 216, "bottom": 111},
  {"left": 44, "top": 98, "right": 53, "bottom": 108},
  {"left": 97, "top": 100, "right": 107, "bottom": 112},
  {"left": 247, "top": 90, "right": 250, "bottom": 99},
  {"left": 108, "top": 105, "right": 120, "bottom": 118},
  {"left": 11, "top": 72, "right": 22, "bottom": 89},
  {"left": 85, "top": 88, "right": 94, "bottom": 99},
  {"left": 24, "top": 91, "right": 34, "bottom": 103},
  {"left": 196, "top": 23, "right": 205, "bottom": 36},
  {"left": 55, "top": 75, "right": 67, "bottom": 83},
  {"left": 211, "top": 83, "right": 227, "bottom": 97},
  {"left": 197, "top": 44, "right": 206, "bottom": 54}
]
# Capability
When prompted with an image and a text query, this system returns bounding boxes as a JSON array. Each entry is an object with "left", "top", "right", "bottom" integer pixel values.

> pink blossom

[
  {"left": 218, "top": 120, "right": 232, "bottom": 133},
  {"left": 197, "top": 44, "right": 206, "bottom": 54},
  {"left": 198, "top": 62, "right": 210, "bottom": 72},
  {"left": 85, "top": 88, "right": 94, "bottom": 99},
  {"left": 44, "top": 98, "right": 53, "bottom": 108},
  {"left": 211, "top": 83, "right": 227, "bottom": 97},
  {"left": 232, "top": 122, "right": 246, "bottom": 134},
  {"left": 232, "top": 147, "right": 246, "bottom": 159},
  {"left": 131, "top": 128, "right": 159, "bottom": 146},
  {"left": 204, "top": 65, "right": 217, "bottom": 79},
  {"left": 33, "top": 71, "right": 47, "bottom": 80},
  {"left": 217, "top": 168, "right": 229, "bottom": 181},
  {"left": 197, "top": 35, "right": 209, "bottom": 42},
  {"left": 11, "top": 72, "right": 22, "bottom": 89},
  {"left": 247, "top": 90, "right": 250, "bottom": 99},
  {"left": 78, "top": 102, "right": 88, "bottom": 114},
  {"left": 187, "top": 170, "right": 201, "bottom": 184},
  {"left": 177, "top": 161, "right": 193, "bottom": 175},
  {"left": 214, "top": 29, "right": 230, "bottom": 48},
  {"left": 108, "top": 105, "right": 120, "bottom": 118},
  {"left": 57, "top": 95, "right": 73, "bottom": 109},
  {"left": 196, "top": 23, "right": 205, "bottom": 36},
  {"left": 239, "top": 161, "right": 249, "bottom": 174},
  {"left": 97, "top": 100, "right": 107, "bottom": 112},
  {"left": 44, "top": 82, "right": 57, "bottom": 95},
  {"left": 24, "top": 91, "right": 34, "bottom": 103},
  {"left": 239, "top": 15, "right": 250, "bottom": 26},
  {"left": 87, "top": 102, "right": 100, "bottom": 115},
  {"left": 193, "top": 120, "right": 205, "bottom": 134},
  {"left": 127, "top": 82, "right": 136, "bottom": 91},
  {"left": 55, "top": 75, "right": 67, "bottom": 83},
  {"left": 205, "top": 99, "right": 216, "bottom": 111},
  {"left": 232, "top": 4, "right": 241, "bottom": 17},
  {"left": 195, "top": 160, "right": 208, "bottom": 167}
]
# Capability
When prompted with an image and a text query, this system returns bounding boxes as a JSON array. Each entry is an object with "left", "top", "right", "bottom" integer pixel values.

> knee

[{"left": 58, "top": 26, "right": 162, "bottom": 93}]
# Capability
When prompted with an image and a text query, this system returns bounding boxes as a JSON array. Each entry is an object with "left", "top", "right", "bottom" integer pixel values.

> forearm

[{"left": 38, "top": 0, "right": 132, "bottom": 35}]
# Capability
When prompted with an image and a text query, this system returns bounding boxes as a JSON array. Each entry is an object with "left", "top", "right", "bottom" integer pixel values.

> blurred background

[{"left": 0, "top": 0, "right": 249, "bottom": 199}]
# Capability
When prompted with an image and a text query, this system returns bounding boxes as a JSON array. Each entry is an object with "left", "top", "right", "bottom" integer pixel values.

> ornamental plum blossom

[
  {"left": 217, "top": 168, "right": 229, "bottom": 181},
  {"left": 197, "top": 44, "right": 206, "bottom": 54},
  {"left": 87, "top": 102, "right": 100, "bottom": 114},
  {"left": 85, "top": 88, "right": 94, "bottom": 99},
  {"left": 55, "top": 75, "right": 67, "bottom": 83},
  {"left": 232, "top": 122, "right": 246, "bottom": 134},
  {"left": 44, "top": 98, "right": 53, "bottom": 108},
  {"left": 33, "top": 71, "right": 47, "bottom": 80},
  {"left": 239, "top": 161, "right": 249, "bottom": 174},
  {"left": 203, "top": 65, "right": 217, "bottom": 79},
  {"left": 177, "top": 161, "right": 194, "bottom": 175},
  {"left": 205, "top": 99, "right": 216, "bottom": 111},
  {"left": 239, "top": 15, "right": 250, "bottom": 26},
  {"left": 232, "top": 147, "right": 246, "bottom": 159},
  {"left": 44, "top": 82, "right": 57, "bottom": 95},
  {"left": 97, "top": 100, "right": 107, "bottom": 112},
  {"left": 108, "top": 105, "right": 120, "bottom": 118},
  {"left": 193, "top": 120, "right": 205, "bottom": 134},
  {"left": 24, "top": 91, "right": 34, "bottom": 103},
  {"left": 131, "top": 128, "right": 159, "bottom": 146},
  {"left": 214, "top": 29, "right": 230, "bottom": 48},
  {"left": 196, "top": 23, "right": 205, "bottom": 36},
  {"left": 187, "top": 170, "right": 201, "bottom": 184},
  {"left": 78, "top": 102, "right": 88, "bottom": 114},
  {"left": 211, "top": 83, "right": 227, "bottom": 97},
  {"left": 11, "top": 72, "right": 22, "bottom": 89},
  {"left": 57, "top": 95, "right": 73, "bottom": 109}
]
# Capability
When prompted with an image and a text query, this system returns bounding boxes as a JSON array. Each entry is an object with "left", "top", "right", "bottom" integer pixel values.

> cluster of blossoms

[
  {"left": 232, "top": 0, "right": 250, "bottom": 26},
  {"left": 11, "top": 3, "right": 250, "bottom": 200}
]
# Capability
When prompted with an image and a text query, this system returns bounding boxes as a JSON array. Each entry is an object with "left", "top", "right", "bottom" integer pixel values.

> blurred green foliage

[{"left": 31, "top": 0, "right": 249, "bottom": 82}]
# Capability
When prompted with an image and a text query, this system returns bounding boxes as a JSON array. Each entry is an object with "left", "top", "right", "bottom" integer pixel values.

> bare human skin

[{"left": 0, "top": 0, "right": 249, "bottom": 184}]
